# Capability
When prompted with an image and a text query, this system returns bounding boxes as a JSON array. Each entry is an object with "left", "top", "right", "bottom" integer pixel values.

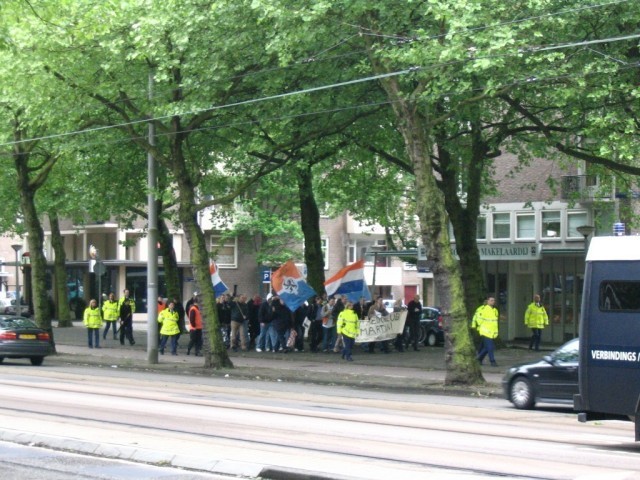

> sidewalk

[{"left": 48, "top": 320, "right": 552, "bottom": 396}]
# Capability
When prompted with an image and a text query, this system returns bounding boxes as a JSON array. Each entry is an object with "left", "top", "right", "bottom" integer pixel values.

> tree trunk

[
  {"left": 14, "top": 152, "right": 55, "bottom": 350},
  {"left": 170, "top": 150, "right": 232, "bottom": 369},
  {"left": 296, "top": 163, "right": 325, "bottom": 294},
  {"left": 376, "top": 80, "right": 483, "bottom": 385},
  {"left": 49, "top": 213, "right": 72, "bottom": 327},
  {"left": 157, "top": 213, "right": 181, "bottom": 301}
]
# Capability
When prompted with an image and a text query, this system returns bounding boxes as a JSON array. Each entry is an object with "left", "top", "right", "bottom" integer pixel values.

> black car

[
  {"left": 0, "top": 315, "right": 53, "bottom": 365},
  {"left": 420, "top": 307, "right": 444, "bottom": 347},
  {"left": 502, "top": 337, "right": 579, "bottom": 409}
]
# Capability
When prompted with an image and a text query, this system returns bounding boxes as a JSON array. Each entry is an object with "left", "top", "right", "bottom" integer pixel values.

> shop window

[
  {"left": 542, "top": 211, "right": 561, "bottom": 239},
  {"left": 492, "top": 212, "right": 511, "bottom": 240}
]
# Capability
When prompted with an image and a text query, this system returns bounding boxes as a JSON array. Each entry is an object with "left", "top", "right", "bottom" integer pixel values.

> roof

[{"left": 586, "top": 236, "right": 640, "bottom": 262}]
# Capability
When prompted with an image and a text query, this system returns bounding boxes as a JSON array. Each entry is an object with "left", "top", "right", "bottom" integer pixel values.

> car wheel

[
  {"left": 426, "top": 331, "right": 437, "bottom": 347},
  {"left": 510, "top": 377, "right": 535, "bottom": 409},
  {"left": 30, "top": 356, "right": 44, "bottom": 366}
]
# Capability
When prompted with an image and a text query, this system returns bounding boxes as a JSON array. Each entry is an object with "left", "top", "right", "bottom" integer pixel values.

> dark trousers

[
  {"left": 87, "top": 328, "right": 100, "bottom": 348},
  {"left": 160, "top": 334, "right": 178, "bottom": 354},
  {"left": 308, "top": 321, "right": 323, "bottom": 352},
  {"left": 408, "top": 317, "right": 421, "bottom": 349},
  {"left": 529, "top": 328, "right": 542, "bottom": 351},
  {"left": 103, "top": 321, "right": 118, "bottom": 339},
  {"left": 477, "top": 336, "right": 496, "bottom": 364},
  {"left": 188, "top": 329, "right": 203, "bottom": 355},
  {"left": 341, "top": 335, "right": 355, "bottom": 360},
  {"left": 119, "top": 321, "right": 135, "bottom": 345}
]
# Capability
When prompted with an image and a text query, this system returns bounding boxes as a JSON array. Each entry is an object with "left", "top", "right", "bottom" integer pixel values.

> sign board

[{"left": 261, "top": 267, "right": 271, "bottom": 284}]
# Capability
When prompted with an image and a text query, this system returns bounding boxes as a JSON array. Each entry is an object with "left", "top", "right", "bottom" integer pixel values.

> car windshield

[
  {"left": 550, "top": 338, "right": 579, "bottom": 363},
  {"left": 0, "top": 317, "right": 37, "bottom": 329}
]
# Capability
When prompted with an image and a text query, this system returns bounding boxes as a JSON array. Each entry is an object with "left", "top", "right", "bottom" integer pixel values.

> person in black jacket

[
  {"left": 406, "top": 294, "right": 423, "bottom": 351},
  {"left": 269, "top": 296, "right": 291, "bottom": 352},
  {"left": 256, "top": 294, "right": 274, "bottom": 352}
]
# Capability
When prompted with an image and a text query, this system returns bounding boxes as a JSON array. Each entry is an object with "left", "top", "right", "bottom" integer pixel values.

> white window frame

[
  {"left": 321, "top": 237, "right": 329, "bottom": 270},
  {"left": 567, "top": 211, "right": 589, "bottom": 239},
  {"left": 516, "top": 212, "right": 536, "bottom": 240},
  {"left": 476, "top": 215, "right": 487, "bottom": 241},
  {"left": 492, "top": 212, "right": 511, "bottom": 241},
  {"left": 541, "top": 211, "right": 562, "bottom": 239},
  {"left": 210, "top": 234, "right": 238, "bottom": 268}
]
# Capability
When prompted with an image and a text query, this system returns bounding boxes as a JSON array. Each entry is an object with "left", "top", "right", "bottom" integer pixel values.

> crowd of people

[{"left": 83, "top": 290, "right": 425, "bottom": 361}]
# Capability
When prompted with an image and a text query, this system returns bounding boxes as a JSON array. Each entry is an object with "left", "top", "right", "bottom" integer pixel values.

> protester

[{"left": 83, "top": 298, "right": 102, "bottom": 349}]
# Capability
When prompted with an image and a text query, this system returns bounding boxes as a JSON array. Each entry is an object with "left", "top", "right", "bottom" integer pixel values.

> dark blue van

[{"left": 574, "top": 236, "right": 640, "bottom": 440}]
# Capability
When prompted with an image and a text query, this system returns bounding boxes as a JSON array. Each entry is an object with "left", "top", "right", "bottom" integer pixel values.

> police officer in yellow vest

[
  {"left": 474, "top": 296, "right": 499, "bottom": 366},
  {"left": 159, "top": 300, "right": 180, "bottom": 355},
  {"left": 83, "top": 299, "right": 103, "bottom": 349},
  {"left": 337, "top": 301, "right": 360, "bottom": 362},
  {"left": 525, "top": 294, "right": 548, "bottom": 351},
  {"left": 102, "top": 292, "right": 119, "bottom": 340}
]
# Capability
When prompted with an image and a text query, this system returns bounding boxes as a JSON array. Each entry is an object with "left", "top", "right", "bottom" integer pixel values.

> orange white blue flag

[
  {"left": 271, "top": 260, "right": 317, "bottom": 311},
  {"left": 210, "top": 260, "right": 228, "bottom": 297},
  {"left": 324, "top": 259, "right": 371, "bottom": 303}
]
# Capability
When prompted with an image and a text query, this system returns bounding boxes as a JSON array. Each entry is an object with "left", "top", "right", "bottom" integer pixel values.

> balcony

[{"left": 561, "top": 175, "right": 610, "bottom": 202}]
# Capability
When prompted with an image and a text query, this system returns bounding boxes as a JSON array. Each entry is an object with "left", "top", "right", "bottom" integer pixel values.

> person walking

[
  {"left": 337, "top": 301, "right": 360, "bottom": 361},
  {"left": 406, "top": 294, "right": 423, "bottom": 351},
  {"left": 102, "top": 292, "right": 119, "bottom": 340},
  {"left": 187, "top": 299, "right": 203, "bottom": 356},
  {"left": 83, "top": 299, "right": 103, "bottom": 349},
  {"left": 525, "top": 294, "right": 548, "bottom": 351},
  {"left": 230, "top": 294, "right": 249, "bottom": 352},
  {"left": 159, "top": 301, "right": 180, "bottom": 355},
  {"left": 256, "top": 294, "right": 274, "bottom": 352},
  {"left": 118, "top": 288, "right": 136, "bottom": 346},
  {"left": 475, "top": 296, "right": 500, "bottom": 366}
]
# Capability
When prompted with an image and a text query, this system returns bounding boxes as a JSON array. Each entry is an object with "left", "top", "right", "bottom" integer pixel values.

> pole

[
  {"left": 147, "top": 70, "right": 159, "bottom": 364},
  {"left": 11, "top": 244, "right": 21, "bottom": 316}
]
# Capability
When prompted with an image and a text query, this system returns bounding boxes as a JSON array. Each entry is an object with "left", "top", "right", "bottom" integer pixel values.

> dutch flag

[
  {"left": 324, "top": 259, "right": 371, "bottom": 303},
  {"left": 210, "top": 261, "right": 229, "bottom": 297}
]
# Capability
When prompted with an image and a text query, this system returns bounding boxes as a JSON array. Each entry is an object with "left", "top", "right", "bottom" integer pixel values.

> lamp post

[
  {"left": 11, "top": 244, "right": 22, "bottom": 316},
  {"left": 577, "top": 225, "right": 595, "bottom": 254}
]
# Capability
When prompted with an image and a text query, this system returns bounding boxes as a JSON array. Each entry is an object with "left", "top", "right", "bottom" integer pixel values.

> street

[{"left": 0, "top": 362, "right": 639, "bottom": 479}]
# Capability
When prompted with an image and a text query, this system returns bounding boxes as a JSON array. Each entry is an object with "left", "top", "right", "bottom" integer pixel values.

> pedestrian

[
  {"left": 118, "top": 288, "right": 136, "bottom": 346},
  {"left": 187, "top": 299, "right": 203, "bottom": 356},
  {"left": 256, "top": 294, "right": 274, "bottom": 352},
  {"left": 406, "top": 294, "right": 423, "bottom": 351},
  {"left": 248, "top": 294, "right": 262, "bottom": 349},
  {"left": 321, "top": 297, "right": 336, "bottom": 352},
  {"left": 332, "top": 295, "right": 346, "bottom": 353},
  {"left": 525, "top": 294, "right": 548, "bottom": 351},
  {"left": 269, "top": 296, "right": 290, "bottom": 352},
  {"left": 157, "top": 296, "right": 166, "bottom": 314},
  {"left": 102, "top": 292, "right": 119, "bottom": 340},
  {"left": 337, "top": 301, "right": 360, "bottom": 361},
  {"left": 308, "top": 296, "right": 325, "bottom": 352},
  {"left": 475, "top": 296, "right": 500, "bottom": 366},
  {"left": 185, "top": 291, "right": 198, "bottom": 315},
  {"left": 367, "top": 297, "right": 390, "bottom": 353},
  {"left": 293, "top": 302, "right": 308, "bottom": 352},
  {"left": 159, "top": 301, "right": 180, "bottom": 355},
  {"left": 217, "top": 294, "right": 231, "bottom": 348},
  {"left": 83, "top": 299, "right": 102, "bottom": 349},
  {"left": 230, "top": 294, "right": 249, "bottom": 352}
]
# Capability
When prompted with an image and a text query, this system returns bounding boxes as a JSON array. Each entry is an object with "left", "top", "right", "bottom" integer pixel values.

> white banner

[{"left": 356, "top": 311, "right": 407, "bottom": 343}]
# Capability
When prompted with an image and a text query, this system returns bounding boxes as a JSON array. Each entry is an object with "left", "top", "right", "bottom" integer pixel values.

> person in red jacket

[{"left": 187, "top": 299, "right": 203, "bottom": 356}]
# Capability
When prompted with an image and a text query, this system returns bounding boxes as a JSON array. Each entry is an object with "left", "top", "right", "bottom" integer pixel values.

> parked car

[
  {"left": 0, "top": 298, "right": 29, "bottom": 316},
  {"left": 420, "top": 307, "right": 444, "bottom": 347},
  {"left": 0, "top": 315, "right": 52, "bottom": 365},
  {"left": 502, "top": 337, "right": 579, "bottom": 409}
]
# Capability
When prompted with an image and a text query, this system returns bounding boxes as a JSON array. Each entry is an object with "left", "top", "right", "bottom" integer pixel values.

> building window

[
  {"left": 476, "top": 215, "right": 487, "bottom": 240},
  {"left": 348, "top": 241, "right": 356, "bottom": 263},
  {"left": 321, "top": 237, "right": 329, "bottom": 270},
  {"left": 542, "top": 211, "right": 561, "bottom": 239},
  {"left": 492, "top": 213, "right": 511, "bottom": 240},
  {"left": 516, "top": 213, "right": 535, "bottom": 240},
  {"left": 210, "top": 235, "right": 237, "bottom": 268},
  {"left": 567, "top": 211, "right": 589, "bottom": 238}
]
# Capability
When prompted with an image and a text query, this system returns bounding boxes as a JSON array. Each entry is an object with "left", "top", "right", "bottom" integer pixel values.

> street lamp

[
  {"left": 11, "top": 244, "right": 22, "bottom": 316},
  {"left": 576, "top": 225, "right": 595, "bottom": 253}
]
